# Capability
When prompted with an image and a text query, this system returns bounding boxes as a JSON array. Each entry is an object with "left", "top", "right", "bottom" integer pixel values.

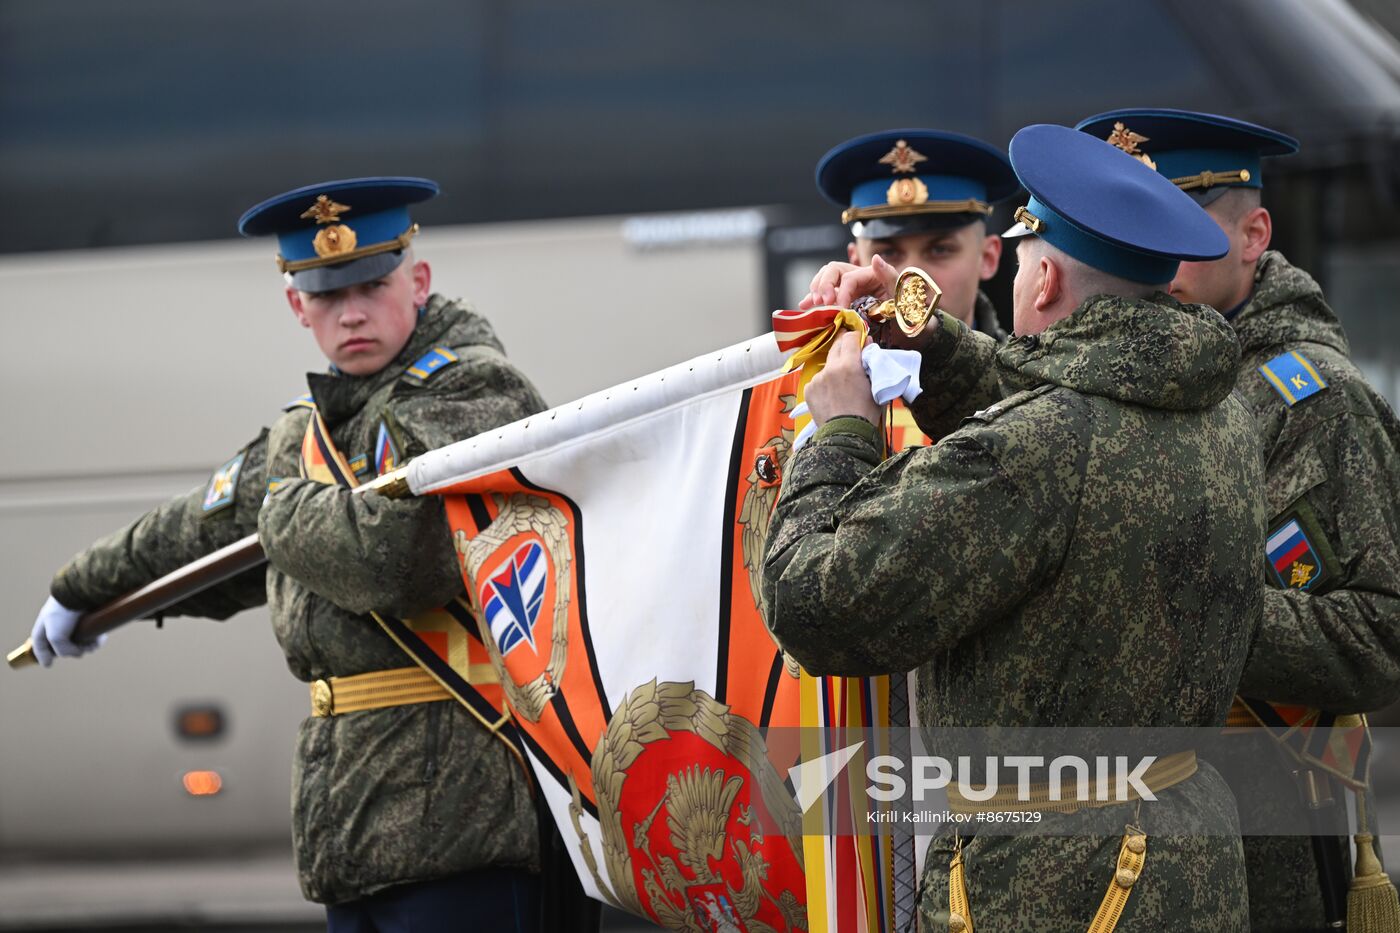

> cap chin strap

[
  {"left": 842, "top": 199, "right": 992, "bottom": 224},
  {"left": 1171, "top": 169, "right": 1251, "bottom": 191},
  {"left": 277, "top": 224, "right": 419, "bottom": 273}
]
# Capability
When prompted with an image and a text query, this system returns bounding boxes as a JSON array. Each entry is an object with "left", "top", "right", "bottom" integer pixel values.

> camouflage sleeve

[
  {"left": 1239, "top": 408, "right": 1400, "bottom": 711},
  {"left": 50, "top": 431, "right": 271, "bottom": 619},
  {"left": 760, "top": 409, "right": 1077, "bottom": 677},
  {"left": 258, "top": 350, "right": 546, "bottom": 619},
  {"left": 907, "top": 310, "right": 1003, "bottom": 439}
]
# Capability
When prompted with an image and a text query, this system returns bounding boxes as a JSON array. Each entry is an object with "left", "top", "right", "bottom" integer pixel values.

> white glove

[{"left": 29, "top": 596, "right": 102, "bottom": 667}]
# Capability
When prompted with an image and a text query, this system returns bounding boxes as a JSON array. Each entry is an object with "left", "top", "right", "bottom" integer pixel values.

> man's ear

[
  {"left": 846, "top": 241, "right": 860, "bottom": 264},
  {"left": 1240, "top": 207, "right": 1272, "bottom": 265},
  {"left": 979, "top": 233, "right": 1003, "bottom": 281},
  {"left": 1035, "top": 255, "right": 1062, "bottom": 312},
  {"left": 411, "top": 260, "right": 432, "bottom": 307},
  {"left": 285, "top": 286, "right": 311, "bottom": 328}
]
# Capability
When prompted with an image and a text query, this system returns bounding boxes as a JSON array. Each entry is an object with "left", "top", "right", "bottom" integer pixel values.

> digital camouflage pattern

[
  {"left": 52, "top": 295, "right": 547, "bottom": 905},
  {"left": 1213, "top": 251, "right": 1400, "bottom": 932},
  {"left": 1232, "top": 252, "right": 1400, "bottom": 709},
  {"left": 761, "top": 293, "right": 1265, "bottom": 930},
  {"left": 876, "top": 292, "right": 1001, "bottom": 439},
  {"left": 905, "top": 307, "right": 1003, "bottom": 441}
]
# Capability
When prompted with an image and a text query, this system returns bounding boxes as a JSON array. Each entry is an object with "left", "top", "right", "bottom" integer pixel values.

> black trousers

[{"left": 326, "top": 867, "right": 541, "bottom": 933}]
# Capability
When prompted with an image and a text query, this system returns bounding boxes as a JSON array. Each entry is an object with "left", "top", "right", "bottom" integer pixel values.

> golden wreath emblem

[
  {"left": 569, "top": 680, "right": 807, "bottom": 931},
  {"left": 312, "top": 224, "right": 358, "bottom": 259}
]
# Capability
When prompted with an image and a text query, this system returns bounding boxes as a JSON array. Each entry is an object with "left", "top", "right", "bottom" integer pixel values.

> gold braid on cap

[
  {"left": 1171, "top": 169, "right": 1252, "bottom": 191},
  {"left": 842, "top": 199, "right": 993, "bottom": 224},
  {"left": 277, "top": 224, "right": 420, "bottom": 273}
]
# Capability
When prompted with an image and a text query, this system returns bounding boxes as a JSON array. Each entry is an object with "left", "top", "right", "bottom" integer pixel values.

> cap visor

[
  {"left": 853, "top": 213, "right": 985, "bottom": 240},
  {"left": 290, "top": 250, "right": 407, "bottom": 293},
  {"left": 1001, "top": 221, "right": 1035, "bottom": 239},
  {"left": 1183, "top": 186, "right": 1234, "bottom": 208}
]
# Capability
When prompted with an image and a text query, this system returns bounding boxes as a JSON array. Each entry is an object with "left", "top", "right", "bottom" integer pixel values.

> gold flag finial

[
  {"left": 300, "top": 194, "right": 352, "bottom": 225},
  {"left": 864, "top": 267, "right": 942, "bottom": 338},
  {"left": 878, "top": 139, "right": 928, "bottom": 174},
  {"left": 7, "top": 638, "right": 37, "bottom": 669}
]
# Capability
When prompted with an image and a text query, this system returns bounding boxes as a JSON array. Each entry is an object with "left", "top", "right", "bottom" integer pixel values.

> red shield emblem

[{"left": 583, "top": 681, "right": 807, "bottom": 931}]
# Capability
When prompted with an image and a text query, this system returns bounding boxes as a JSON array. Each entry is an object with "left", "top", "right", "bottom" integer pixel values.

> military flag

[{"left": 390, "top": 315, "right": 915, "bottom": 931}]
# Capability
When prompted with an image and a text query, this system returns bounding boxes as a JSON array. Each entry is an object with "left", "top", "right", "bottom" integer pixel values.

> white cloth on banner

[{"left": 791, "top": 344, "right": 923, "bottom": 450}]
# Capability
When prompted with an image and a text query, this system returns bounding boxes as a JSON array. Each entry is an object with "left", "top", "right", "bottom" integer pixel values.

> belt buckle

[{"left": 311, "top": 679, "right": 334, "bottom": 717}]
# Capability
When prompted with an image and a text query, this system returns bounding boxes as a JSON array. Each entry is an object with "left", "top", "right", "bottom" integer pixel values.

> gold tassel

[
  {"left": 949, "top": 836, "right": 974, "bottom": 933},
  {"left": 1349, "top": 794, "right": 1400, "bottom": 933}
]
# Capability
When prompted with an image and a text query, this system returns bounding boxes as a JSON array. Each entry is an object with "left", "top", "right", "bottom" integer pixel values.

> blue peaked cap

[
  {"left": 1074, "top": 109, "right": 1298, "bottom": 205},
  {"left": 238, "top": 177, "right": 439, "bottom": 292},
  {"left": 816, "top": 129, "right": 1019, "bottom": 238},
  {"left": 1003, "top": 124, "right": 1229, "bottom": 285}
]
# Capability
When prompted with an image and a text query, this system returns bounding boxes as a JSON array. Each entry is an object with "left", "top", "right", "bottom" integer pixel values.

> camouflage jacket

[
  {"left": 1230, "top": 251, "right": 1400, "bottom": 712},
  {"left": 1210, "top": 252, "right": 1400, "bottom": 932},
  {"left": 761, "top": 294, "right": 1264, "bottom": 929},
  {"left": 904, "top": 306, "right": 1006, "bottom": 441},
  {"left": 52, "top": 295, "right": 547, "bottom": 905}
]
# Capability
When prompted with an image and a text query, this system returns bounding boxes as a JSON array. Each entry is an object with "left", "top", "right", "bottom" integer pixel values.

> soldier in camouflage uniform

[
  {"left": 29, "top": 178, "right": 559, "bottom": 932},
  {"left": 762, "top": 125, "right": 1263, "bottom": 930},
  {"left": 1076, "top": 108, "right": 1400, "bottom": 932},
  {"left": 812, "top": 129, "right": 1021, "bottom": 340}
]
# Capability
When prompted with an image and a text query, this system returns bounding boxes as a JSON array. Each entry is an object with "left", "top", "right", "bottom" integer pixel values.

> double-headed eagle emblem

[
  {"left": 300, "top": 194, "right": 351, "bottom": 224},
  {"left": 1106, "top": 122, "right": 1157, "bottom": 170},
  {"left": 878, "top": 139, "right": 928, "bottom": 174},
  {"left": 301, "top": 195, "right": 358, "bottom": 259}
]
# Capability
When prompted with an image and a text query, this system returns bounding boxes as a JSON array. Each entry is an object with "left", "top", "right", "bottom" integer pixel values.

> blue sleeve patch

[
  {"left": 283, "top": 393, "right": 316, "bottom": 412},
  {"left": 202, "top": 452, "right": 246, "bottom": 515},
  {"left": 1258, "top": 351, "right": 1328, "bottom": 407},
  {"left": 406, "top": 346, "right": 459, "bottom": 382}
]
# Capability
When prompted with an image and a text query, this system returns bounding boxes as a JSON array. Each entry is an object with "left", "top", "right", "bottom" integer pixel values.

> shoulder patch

[
  {"left": 967, "top": 384, "right": 1056, "bottom": 423},
  {"left": 1265, "top": 509, "right": 1333, "bottom": 592},
  {"left": 1258, "top": 350, "right": 1328, "bottom": 407},
  {"left": 202, "top": 452, "right": 246, "bottom": 516},
  {"left": 283, "top": 393, "right": 315, "bottom": 412},
  {"left": 405, "top": 346, "right": 459, "bottom": 382},
  {"left": 374, "top": 420, "right": 400, "bottom": 474}
]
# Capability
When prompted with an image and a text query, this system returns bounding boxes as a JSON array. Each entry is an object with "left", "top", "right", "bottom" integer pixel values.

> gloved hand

[{"left": 29, "top": 596, "right": 103, "bottom": 667}]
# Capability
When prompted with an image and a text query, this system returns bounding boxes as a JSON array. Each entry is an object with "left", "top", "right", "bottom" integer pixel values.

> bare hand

[
  {"left": 805, "top": 331, "right": 880, "bottom": 427},
  {"left": 799, "top": 255, "right": 899, "bottom": 311}
]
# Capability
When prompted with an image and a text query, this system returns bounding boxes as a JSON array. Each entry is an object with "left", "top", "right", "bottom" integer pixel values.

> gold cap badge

[
  {"left": 886, "top": 176, "right": 930, "bottom": 208},
  {"left": 1106, "top": 122, "right": 1157, "bottom": 170},
  {"left": 300, "top": 194, "right": 352, "bottom": 225},
  {"left": 878, "top": 139, "right": 928, "bottom": 174},
  {"left": 313, "top": 224, "right": 358, "bottom": 259}
]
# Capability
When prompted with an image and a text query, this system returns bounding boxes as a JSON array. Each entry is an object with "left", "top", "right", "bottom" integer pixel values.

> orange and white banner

[{"left": 409, "top": 319, "right": 917, "bottom": 930}]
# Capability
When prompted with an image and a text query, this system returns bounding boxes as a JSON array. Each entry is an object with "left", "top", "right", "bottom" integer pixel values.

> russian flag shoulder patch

[
  {"left": 1266, "top": 512, "right": 1331, "bottom": 591},
  {"left": 374, "top": 420, "right": 400, "bottom": 475},
  {"left": 1258, "top": 350, "right": 1328, "bottom": 407}
]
